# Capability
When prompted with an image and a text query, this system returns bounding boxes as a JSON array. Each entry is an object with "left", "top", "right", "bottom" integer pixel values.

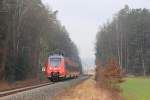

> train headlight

[{"left": 49, "top": 67, "right": 52, "bottom": 70}]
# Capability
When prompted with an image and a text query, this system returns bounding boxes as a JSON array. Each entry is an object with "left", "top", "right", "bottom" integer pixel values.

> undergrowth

[{"left": 95, "top": 57, "right": 124, "bottom": 100}]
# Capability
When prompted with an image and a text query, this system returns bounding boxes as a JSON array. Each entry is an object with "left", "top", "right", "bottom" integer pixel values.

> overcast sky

[{"left": 42, "top": 0, "right": 150, "bottom": 68}]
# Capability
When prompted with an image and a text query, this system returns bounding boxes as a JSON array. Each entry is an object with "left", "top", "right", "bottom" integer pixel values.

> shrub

[{"left": 95, "top": 57, "right": 124, "bottom": 100}]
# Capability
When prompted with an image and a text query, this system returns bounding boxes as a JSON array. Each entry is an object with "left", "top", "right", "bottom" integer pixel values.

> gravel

[{"left": 0, "top": 76, "right": 88, "bottom": 100}]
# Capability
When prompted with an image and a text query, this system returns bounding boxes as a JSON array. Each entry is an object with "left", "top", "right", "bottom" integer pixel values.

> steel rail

[{"left": 0, "top": 82, "right": 53, "bottom": 97}]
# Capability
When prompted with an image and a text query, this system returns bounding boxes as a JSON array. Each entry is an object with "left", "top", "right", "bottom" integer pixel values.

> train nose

[
  {"left": 52, "top": 72, "right": 59, "bottom": 77},
  {"left": 53, "top": 68, "right": 59, "bottom": 72}
]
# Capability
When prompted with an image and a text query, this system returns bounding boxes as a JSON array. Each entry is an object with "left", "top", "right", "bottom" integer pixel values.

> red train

[{"left": 44, "top": 54, "right": 80, "bottom": 81}]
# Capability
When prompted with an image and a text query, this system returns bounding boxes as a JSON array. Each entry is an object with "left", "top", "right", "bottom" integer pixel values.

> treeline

[
  {"left": 96, "top": 5, "right": 150, "bottom": 76},
  {"left": 0, "top": 0, "right": 82, "bottom": 82}
]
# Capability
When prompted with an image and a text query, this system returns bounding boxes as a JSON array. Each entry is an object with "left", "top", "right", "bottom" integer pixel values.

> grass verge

[{"left": 121, "top": 77, "right": 150, "bottom": 100}]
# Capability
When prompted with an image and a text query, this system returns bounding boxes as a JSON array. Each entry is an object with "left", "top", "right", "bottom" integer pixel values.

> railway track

[
  {"left": 0, "top": 78, "right": 78, "bottom": 97},
  {"left": 0, "top": 76, "right": 89, "bottom": 100},
  {"left": 0, "top": 82, "right": 53, "bottom": 97}
]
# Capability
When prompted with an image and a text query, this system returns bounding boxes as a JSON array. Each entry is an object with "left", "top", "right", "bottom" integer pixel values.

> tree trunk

[{"left": 142, "top": 59, "right": 146, "bottom": 76}]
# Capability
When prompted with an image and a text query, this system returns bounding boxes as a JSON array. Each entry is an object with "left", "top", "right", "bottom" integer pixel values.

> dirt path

[{"left": 53, "top": 77, "right": 111, "bottom": 100}]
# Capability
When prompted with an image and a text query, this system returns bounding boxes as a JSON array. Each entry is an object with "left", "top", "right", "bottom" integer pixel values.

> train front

[{"left": 45, "top": 54, "right": 66, "bottom": 81}]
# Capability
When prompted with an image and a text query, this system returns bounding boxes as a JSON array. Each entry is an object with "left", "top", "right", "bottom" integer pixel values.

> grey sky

[{"left": 42, "top": 0, "right": 150, "bottom": 67}]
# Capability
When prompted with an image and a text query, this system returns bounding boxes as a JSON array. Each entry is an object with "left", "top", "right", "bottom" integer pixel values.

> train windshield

[{"left": 50, "top": 58, "right": 61, "bottom": 67}]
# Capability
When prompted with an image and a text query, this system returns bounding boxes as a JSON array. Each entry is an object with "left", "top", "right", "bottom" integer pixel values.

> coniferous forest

[
  {"left": 0, "top": 0, "right": 82, "bottom": 82},
  {"left": 96, "top": 5, "right": 150, "bottom": 76}
]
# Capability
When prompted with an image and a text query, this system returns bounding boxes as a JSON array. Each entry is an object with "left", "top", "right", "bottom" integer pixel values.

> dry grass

[
  {"left": 95, "top": 57, "right": 124, "bottom": 100},
  {"left": 54, "top": 78, "right": 113, "bottom": 100}
]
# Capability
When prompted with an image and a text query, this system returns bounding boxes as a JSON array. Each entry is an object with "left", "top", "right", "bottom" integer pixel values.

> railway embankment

[{"left": 0, "top": 76, "right": 88, "bottom": 100}]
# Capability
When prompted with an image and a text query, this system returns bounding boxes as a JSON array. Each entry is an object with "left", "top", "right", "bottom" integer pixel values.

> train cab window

[{"left": 50, "top": 58, "right": 61, "bottom": 67}]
